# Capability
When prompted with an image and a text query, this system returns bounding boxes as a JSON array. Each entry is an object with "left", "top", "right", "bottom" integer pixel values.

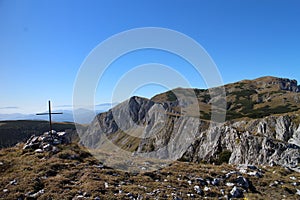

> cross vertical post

[
  {"left": 48, "top": 100, "right": 52, "bottom": 133},
  {"left": 36, "top": 100, "right": 63, "bottom": 140}
]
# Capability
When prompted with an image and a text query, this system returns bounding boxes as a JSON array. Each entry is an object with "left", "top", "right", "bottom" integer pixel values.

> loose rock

[
  {"left": 230, "top": 186, "right": 244, "bottom": 198},
  {"left": 194, "top": 185, "right": 203, "bottom": 195},
  {"left": 236, "top": 176, "right": 249, "bottom": 189}
]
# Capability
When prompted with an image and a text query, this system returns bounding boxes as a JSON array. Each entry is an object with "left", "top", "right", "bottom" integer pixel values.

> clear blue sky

[{"left": 1, "top": 0, "right": 300, "bottom": 114}]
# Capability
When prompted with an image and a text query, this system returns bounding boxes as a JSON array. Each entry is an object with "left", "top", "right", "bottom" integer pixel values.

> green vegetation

[
  {"left": 201, "top": 94, "right": 211, "bottom": 103},
  {"left": 215, "top": 150, "right": 232, "bottom": 165},
  {"left": 239, "top": 99, "right": 255, "bottom": 112},
  {"left": 226, "top": 104, "right": 299, "bottom": 120},
  {"left": 226, "top": 111, "right": 244, "bottom": 120},
  {"left": 166, "top": 91, "right": 177, "bottom": 101},
  {"left": 193, "top": 88, "right": 207, "bottom": 97},
  {"left": 200, "top": 111, "right": 211, "bottom": 120},
  {"left": 234, "top": 82, "right": 246, "bottom": 89},
  {"left": 230, "top": 89, "right": 257, "bottom": 99}
]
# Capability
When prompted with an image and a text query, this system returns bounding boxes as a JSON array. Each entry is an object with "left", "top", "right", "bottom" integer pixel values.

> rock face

[
  {"left": 81, "top": 96, "right": 201, "bottom": 161},
  {"left": 81, "top": 96, "right": 155, "bottom": 149},
  {"left": 277, "top": 78, "right": 300, "bottom": 92},
  {"left": 82, "top": 99, "right": 300, "bottom": 171},
  {"left": 81, "top": 77, "right": 300, "bottom": 171},
  {"left": 181, "top": 115, "right": 300, "bottom": 171},
  {"left": 254, "top": 76, "right": 300, "bottom": 92}
]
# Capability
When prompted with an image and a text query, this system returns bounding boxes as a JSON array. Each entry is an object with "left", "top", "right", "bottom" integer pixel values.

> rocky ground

[{"left": 0, "top": 132, "right": 299, "bottom": 200}]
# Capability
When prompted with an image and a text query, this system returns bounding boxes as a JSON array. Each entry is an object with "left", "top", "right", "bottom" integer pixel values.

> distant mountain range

[
  {"left": 0, "top": 109, "right": 97, "bottom": 124},
  {"left": 0, "top": 103, "right": 118, "bottom": 124}
]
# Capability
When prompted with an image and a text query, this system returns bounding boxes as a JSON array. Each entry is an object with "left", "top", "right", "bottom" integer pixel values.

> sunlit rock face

[{"left": 82, "top": 77, "right": 300, "bottom": 171}]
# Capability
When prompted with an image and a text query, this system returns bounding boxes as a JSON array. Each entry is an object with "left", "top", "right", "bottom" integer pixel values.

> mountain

[
  {"left": 81, "top": 76, "right": 300, "bottom": 171},
  {"left": 0, "top": 109, "right": 101, "bottom": 124},
  {"left": 1, "top": 76, "right": 300, "bottom": 199},
  {"left": 151, "top": 76, "right": 300, "bottom": 120}
]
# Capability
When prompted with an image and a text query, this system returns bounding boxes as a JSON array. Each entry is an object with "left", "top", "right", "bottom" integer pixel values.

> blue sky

[{"left": 1, "top": 0, "right": 300, "bottom": 114}]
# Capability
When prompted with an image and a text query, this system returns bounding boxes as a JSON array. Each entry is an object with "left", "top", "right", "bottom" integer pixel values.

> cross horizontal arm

[{"left": 36, "top": 112, "right": 63, "bottom": 115}]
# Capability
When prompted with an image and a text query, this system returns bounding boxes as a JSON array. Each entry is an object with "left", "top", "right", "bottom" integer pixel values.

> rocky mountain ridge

[{"left": 80, "top": 76, "right": 300, "bottom": 171}]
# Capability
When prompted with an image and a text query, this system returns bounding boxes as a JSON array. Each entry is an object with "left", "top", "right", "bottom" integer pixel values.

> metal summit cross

[{"left": 36, "top": 100, "right": 63, "bottom": 138}]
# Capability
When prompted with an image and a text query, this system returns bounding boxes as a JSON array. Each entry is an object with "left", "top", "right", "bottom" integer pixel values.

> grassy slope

[
  {"left": 151, "top": 76, "right": 300, "bottom": 121},
  {"left": 0, "top": 143, "right": 299, "bottom": 199}
]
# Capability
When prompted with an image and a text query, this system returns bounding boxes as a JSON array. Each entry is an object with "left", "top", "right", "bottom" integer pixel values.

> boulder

[
  {"left": 236, "top": 176, "right": 249, "bottom": 189},
  {"left": 230, "top": 186, "right": 244, "bottom": 198}
]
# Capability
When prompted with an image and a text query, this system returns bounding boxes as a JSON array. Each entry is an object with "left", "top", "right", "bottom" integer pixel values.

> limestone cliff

[{"left": 81, "top": 76, "right": 300, "bottom": 170}]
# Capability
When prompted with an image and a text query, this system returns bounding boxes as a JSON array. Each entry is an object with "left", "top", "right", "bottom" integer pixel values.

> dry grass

[{"left": 0, "top": 143, "right": 300, "bottom": 199}]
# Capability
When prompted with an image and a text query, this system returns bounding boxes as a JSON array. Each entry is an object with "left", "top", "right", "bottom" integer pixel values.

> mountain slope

[
  {"left": 151, "top": 76, "right": 300, "bottom": 120},
  {"left": 81, "top": 76, "right": 300, "bottom": 170}
]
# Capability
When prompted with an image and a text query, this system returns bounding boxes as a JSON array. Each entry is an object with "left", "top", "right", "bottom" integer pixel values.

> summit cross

[{"left": 36, "top": 100, "right": 63, "bottom": 137}]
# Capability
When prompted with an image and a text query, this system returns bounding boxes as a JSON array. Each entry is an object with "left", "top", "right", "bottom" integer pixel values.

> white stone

[
  {"left": 194, "top": 185, "right": 200, "bottom": 190},
  {"left": 9, "top": 179, "right": 17, "bottom": 185},
  {"left": 57, "top": 132, "right": 66, "bottom": 136},
  {"left": 226, "top": 182, "right": 235, "bottom": 187},
  {"left": 30, "top": 189, "right": 44, "bottom": 198},
  {"left": 203, "top": 186, "right": 210, "bottom": 191},
  {"left": 34, "top": 149, "right": 43, "bottom": 153},
  {"left": 248, "top": 171, "right": 263, "bottom": 178},
  {"left": 194, "top": 185, "right": 202, "bottom": 194}
]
